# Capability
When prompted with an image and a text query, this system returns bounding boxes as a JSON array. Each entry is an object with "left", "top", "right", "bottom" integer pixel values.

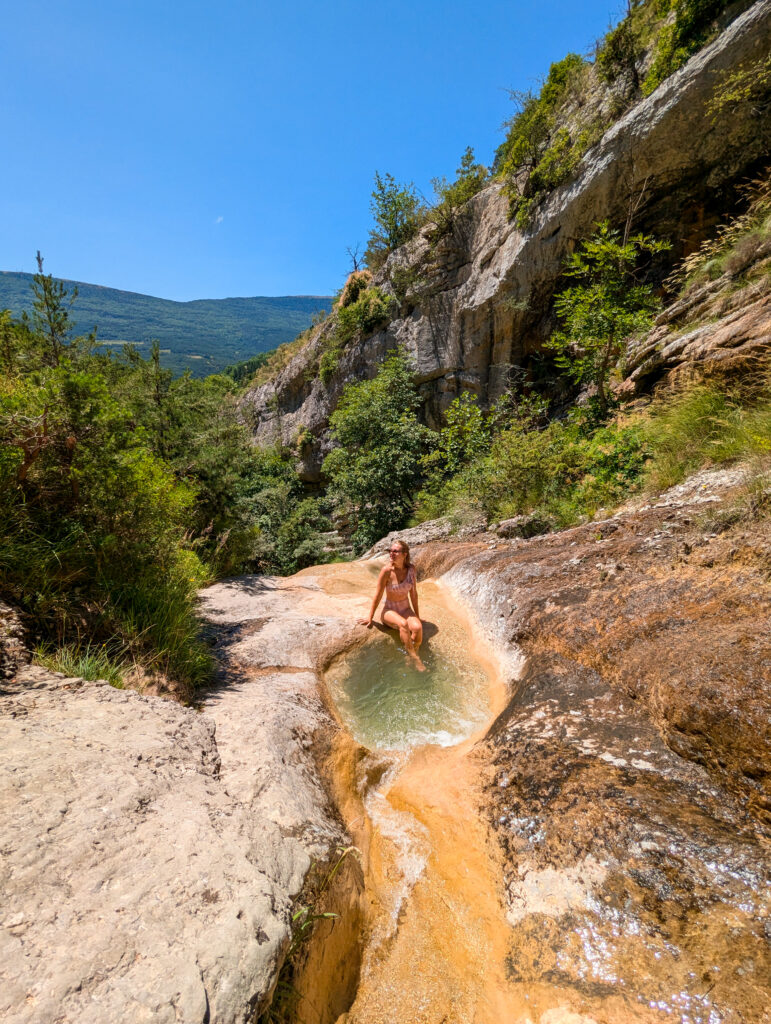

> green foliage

[
  {"left": 430, "top": 147, "right": 489, "bottom": 236},
  {"left": 707, "top": 54, "right": 771, "bottom": 124},
  {"left": 546, "top": 222, "right": 670, "bottom": 417},
  {"left": 0, "top": 267, "right": 332, "bottom": 692},
  {"left": 643, "top": 0, "right": 730, "bottom": 95},
  {"left": 415, "top": 407, "right": 648, "bottom": 528},
  {"left": 597, "top": 18, "right": 641, "bottom": 86},
  {"left": 495, "top": 54, "right": 596, "bottom": 225},
  {"left": 35, "top": 640, "right": 127, "bottom": 688},
  {"left": 323, "top": 351, "right": 433, "bottom": 551},
  {"left": 319, "top": 286, "right": 395, "bottom": 387},
  {"left": 248, "top": 445, "right": 330, "bottom": 573},
  {"left": 364, "top": 172, "right": 425, "bottom": 271},
  {"left": 427, "top": 392, "right": 489, "bottom": 476},
  {"left": 222, "top": 351, "right": 270, "bottom": 384},
  {"left": 335, "top": 286, "right": 394, "bottom": 345},
  {"left": 0, "top": 270, "right": 332, "bottom": 377},
  {"left": 643, "top": 376, "right": 771, "bottom": 492}
]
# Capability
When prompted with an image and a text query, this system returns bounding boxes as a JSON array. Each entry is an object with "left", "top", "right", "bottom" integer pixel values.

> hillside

[{"left": 0, "top": 271, "right": 332, "bottom": 377}]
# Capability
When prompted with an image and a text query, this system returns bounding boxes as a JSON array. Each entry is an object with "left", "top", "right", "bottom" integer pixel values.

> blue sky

[{"left": 2, "top": 0, "right": 623, "bottom": 300}]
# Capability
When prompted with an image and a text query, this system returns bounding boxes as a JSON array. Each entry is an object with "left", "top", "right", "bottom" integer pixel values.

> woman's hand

[{"left": 358, "top": 617, "right": 373, "bottom": 627}]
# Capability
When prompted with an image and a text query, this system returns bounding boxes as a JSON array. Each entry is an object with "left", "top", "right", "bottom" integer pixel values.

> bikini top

[{"left": 386, "top": 564, "right": 415, "bottom": 597}]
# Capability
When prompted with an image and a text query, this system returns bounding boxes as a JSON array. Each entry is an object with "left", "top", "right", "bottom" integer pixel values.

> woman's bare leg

[
  {"left": 382, "top": 610, "right": 425, "bottom": 670},
  {"left": 406, "top": 615, "right": 423, "bottom": 650}
]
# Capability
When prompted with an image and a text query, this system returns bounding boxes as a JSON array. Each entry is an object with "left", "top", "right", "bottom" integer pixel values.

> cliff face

[{"left": 242, "top": 0, "right": 771, "bottom": 480}]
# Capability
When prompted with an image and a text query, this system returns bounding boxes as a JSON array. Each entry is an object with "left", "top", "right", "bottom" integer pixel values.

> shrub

[
  {"left": 495, "top": 54, "right": 599, "bottom": 225},
  {"left": 643, "top": 376, "right": 771, "bottom": 491},
  {"left": 323, "top": 351, "right": 433, "bottom": 551},
  {"left": 643, "top": 0, "right": 731, "bottom": 95},
  {"left": 430, "top": 147, "right": 489, "bottom": 236},
  {"left": 338, "top": 270, "right": 373, "bottom": 308},
  {"left": 414, "top": 412, "right": 648, "bottom": 528},
  {"left": 319, "top": 286, "right": 395, "bottom": 388}
]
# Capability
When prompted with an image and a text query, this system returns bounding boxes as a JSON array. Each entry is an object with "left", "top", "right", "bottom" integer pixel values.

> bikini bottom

[{"left": 382, "top": 598, "right": 412, "bottom": 620}]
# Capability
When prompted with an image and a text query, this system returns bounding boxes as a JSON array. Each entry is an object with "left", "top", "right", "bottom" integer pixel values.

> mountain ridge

[{"left": 0, "top": 270, "right": 333, "bottom": 377}]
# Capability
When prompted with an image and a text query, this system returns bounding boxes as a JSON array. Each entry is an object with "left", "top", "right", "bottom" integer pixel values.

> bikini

[{"left": 382, "top": 563, "right": 415, "bottom": 619}]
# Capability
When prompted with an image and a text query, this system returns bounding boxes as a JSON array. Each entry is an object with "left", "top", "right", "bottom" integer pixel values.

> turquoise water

[{"left": 326, "top": 631, "right": 492, "bottom": 751}]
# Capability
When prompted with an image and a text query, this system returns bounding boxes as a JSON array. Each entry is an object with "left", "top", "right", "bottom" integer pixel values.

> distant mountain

[{"left": 0, "top": 271, "right": 333, "bottom": 377}]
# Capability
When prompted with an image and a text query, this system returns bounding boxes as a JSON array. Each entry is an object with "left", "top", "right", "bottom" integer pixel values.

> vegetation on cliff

[{"left": 494, "top": 0, "right": 744, "bottom": 224}]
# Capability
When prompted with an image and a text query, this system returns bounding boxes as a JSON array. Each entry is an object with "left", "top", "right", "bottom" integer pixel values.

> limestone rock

[
  {"left": 409, "top": 465, "right": 771, "bottom": 1019},
  {"left": 1, "top": 574, "right": 367, "bottom": 1024},
  {"left": 0, "top": 601, "right": 29, "bottom": 681},
  {"left": 625, "top": 260, "right": 771, "bottom": 390},
  {"left": 242, "top": 1, "right": 771, "bottom": 474}
]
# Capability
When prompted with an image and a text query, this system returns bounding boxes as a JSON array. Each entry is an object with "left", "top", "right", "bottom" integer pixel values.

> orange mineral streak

[{"left": 305, "top": 561, "right": 674, "bottom": 1024}]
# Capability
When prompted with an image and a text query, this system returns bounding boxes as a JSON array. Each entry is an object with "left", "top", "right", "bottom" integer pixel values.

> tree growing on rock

[
  {"left": 546, "top": 221, "right": 670, "bottom": 419},
  {"left": 364, "top": 172, "right": 425, "bottom": 271}
]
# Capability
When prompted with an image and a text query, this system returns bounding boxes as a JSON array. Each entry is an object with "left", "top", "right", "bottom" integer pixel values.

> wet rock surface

[{"left": 414, "top": 468, "right": 771, "bottom": 1021}]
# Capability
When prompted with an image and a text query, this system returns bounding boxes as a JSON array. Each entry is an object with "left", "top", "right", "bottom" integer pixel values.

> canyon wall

[{"left": 242, "top": 0, "right": 771, "bottom": 480}]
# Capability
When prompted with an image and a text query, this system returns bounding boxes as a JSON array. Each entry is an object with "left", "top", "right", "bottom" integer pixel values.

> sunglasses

[{"left": 389, "top": 549, "right": 405, "bottom": 555}]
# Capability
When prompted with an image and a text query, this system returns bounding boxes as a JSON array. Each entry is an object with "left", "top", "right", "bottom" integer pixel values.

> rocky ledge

[
  {"left": 0, "top": 575, "right": 369, "bottom": 1024},
  {"left": 2, "top": 467, "right": 769, "bottom": 1023},
  {"left": 413, "top": 466, "right": 771, "bottom": 1021}
]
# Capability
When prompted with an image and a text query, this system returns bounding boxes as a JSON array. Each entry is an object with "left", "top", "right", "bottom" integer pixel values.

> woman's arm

[{"left": 359, "top": 567, "right": 388, "bottom": 626}]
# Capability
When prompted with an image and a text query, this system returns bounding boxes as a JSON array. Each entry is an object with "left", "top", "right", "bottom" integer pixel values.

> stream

[{"left": 319, "top": 569, "right": 526, "bottom": 1024}]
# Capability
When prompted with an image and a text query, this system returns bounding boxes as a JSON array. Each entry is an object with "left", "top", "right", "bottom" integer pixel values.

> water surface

[{"left": 326, "top": 614, "right": 492, "bottom": 750}]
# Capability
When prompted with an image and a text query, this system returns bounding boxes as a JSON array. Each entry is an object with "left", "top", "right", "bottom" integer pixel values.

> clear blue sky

[{"left": 2, "top": 0, "right": 622, "bottom": 300}]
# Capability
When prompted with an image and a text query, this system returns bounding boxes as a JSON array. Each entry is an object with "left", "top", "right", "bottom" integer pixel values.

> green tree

[
  {"left": 431, "top": 147, "right": 488, "bottom": 233},
  {"left": 432, "top": 392, "right": 489, "bottom": 476},
  {"left": 322, "top": 351, "right": 432, "bottom": 551},
  {"left": 546, "top": 221, "right": 670, "bottom": 417},
  {"left": 364, "top": 172, "right": 424, "bottom": 270}
]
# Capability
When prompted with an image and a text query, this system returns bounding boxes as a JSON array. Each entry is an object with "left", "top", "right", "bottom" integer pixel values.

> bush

[
  {"left": 643, "top": 0, "right": 731, "bottom": 95},
  {"left": 415, "top": 410, "right": 648, "bottom": 528},
  {"left": 319, "top": 286, "right": 395, "bottom": 387},
  {"left": 494, "top": 54, "right": 604, "bottom": 226},
  {"left": 430, "top": 147, "right": 488, "bottom": 236},
  {"left": 643, "top": 377, "right": 771, "bottom": 491},
  {"left": 547, "top": 221, "right": 670, "bottom": 418},
  {"left": 323, "top": 351, "right": 433, "bottom": 551},
  {"left": 0, "top": 264, "right": 332, "bottom": 692},
  {"left": 364, "top": 172, "right": 426, "bottom": 271}
]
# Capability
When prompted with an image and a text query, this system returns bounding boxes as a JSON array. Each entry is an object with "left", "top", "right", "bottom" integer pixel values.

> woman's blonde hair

[{"left": 391, "top": 538, "right": 411, "bottom": 567}]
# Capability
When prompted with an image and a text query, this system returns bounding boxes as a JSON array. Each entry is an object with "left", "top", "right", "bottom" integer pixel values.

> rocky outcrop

[
  {"left": 412, "top": 466, "right": 771, "bottom": 1020},
  {"left": 243, "top": 1, "right": 771, "bottom": 478},
  {"left": 624, "top": 249, "right": 771, "bottom": 391},
  {"left": 2, "top": 468, "right": 769, "bottom": 1022},
  {"left": 0, "top": 601, "right": 29, "bottom": 680},
  {"left": 0, "top": 576, "right": 369, "bottom": 1024}
]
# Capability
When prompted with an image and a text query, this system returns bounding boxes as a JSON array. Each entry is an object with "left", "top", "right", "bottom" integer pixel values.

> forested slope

[{"left": 0, "top": 271, "right": 332, "bottom": 376}]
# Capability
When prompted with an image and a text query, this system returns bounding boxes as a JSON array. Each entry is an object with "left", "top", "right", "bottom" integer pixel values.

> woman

[{"left": 359, "top": 539, "right": 425, "bottom": 670}]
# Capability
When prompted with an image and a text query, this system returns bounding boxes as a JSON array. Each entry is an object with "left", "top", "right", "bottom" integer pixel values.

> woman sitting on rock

[{"left": 359, "top": 539, "right": 425, "bottom": 670}]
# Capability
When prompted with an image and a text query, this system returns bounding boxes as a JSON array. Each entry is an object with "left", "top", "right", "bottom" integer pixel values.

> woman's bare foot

[{"left": 409, "top": 650, "right": 426, "bottom": 672}]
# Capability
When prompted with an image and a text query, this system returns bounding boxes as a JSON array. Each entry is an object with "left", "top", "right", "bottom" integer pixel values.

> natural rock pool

[{"left": 325, "top": 609, "right": 492, "bottom": 751}]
